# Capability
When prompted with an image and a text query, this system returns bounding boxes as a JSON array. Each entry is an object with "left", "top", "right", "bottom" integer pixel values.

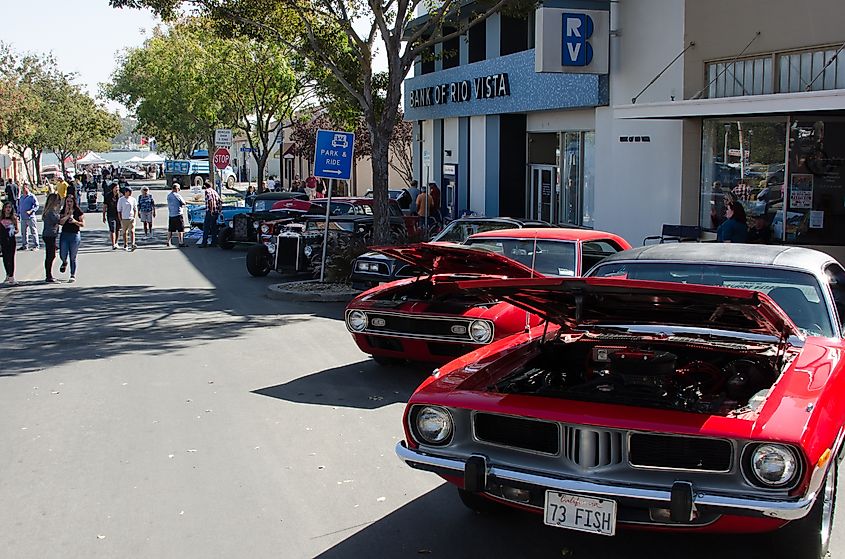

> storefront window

[
  {"left": 700, "top": 119, "right": 787, "bottom": 239},
  {"left": 786, "top": 118, "right": 845, "bottom": 244}
]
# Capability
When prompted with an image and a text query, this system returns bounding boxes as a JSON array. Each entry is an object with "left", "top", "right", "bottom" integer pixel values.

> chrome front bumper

[{"left": 395, "top": 442, "right": 819, "bottom": 521}]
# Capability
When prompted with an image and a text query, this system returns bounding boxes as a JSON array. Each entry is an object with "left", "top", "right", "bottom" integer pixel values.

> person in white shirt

[{"left": 117, "top": 187, "right": 138, "bottom": 251}]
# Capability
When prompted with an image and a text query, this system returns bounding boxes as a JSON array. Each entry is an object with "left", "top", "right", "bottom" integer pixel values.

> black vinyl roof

[{"left": 600, "top": 243, "right": 837, "bottom": 272}]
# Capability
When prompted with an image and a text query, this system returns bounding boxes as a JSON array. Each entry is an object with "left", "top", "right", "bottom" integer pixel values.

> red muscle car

[
  {"left": 345, "top": 228, "right": 630, "bottom": 365},
  {"left": 396, "top": 244, "right": 845, "bottom": 559}
]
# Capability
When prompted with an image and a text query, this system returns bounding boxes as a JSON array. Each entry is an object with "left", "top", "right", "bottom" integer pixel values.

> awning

[{"left": 615, "top": 88, "right": 845, "bottom": 120}]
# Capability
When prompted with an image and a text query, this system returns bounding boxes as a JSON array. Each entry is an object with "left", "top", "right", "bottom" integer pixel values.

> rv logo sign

[{"left": 562, "top": 13, "right": 594, "bottom": 66}]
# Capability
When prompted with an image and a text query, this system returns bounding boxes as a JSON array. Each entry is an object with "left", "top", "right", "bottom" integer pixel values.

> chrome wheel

[{"left": 820, "top": 463, "right": 836, "bottom": 551}]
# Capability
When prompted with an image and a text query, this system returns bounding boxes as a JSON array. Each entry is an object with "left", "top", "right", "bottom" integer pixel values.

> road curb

[{"left": 266, "top": 281, "right": 360, "bottom": 303}]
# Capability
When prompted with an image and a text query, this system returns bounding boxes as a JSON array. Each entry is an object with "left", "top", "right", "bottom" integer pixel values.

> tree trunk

[
  {"left": 370, "top": 130, "right": 391, "bottom": 245},
  {"left": 256, "top": 154, "right": 266, "bottom": 192},
  {"left": 57, "top": 151, "right": 67, "bottom": 178},
  {"left": 207, "top": 133, "right": 218, "bottom": 194}
]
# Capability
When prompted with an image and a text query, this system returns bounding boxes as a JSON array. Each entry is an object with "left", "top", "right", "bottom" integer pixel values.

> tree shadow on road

[
  {"left": 252, "top": 360, "right": 431, "bottom": 410},
  {"left": 0, "top": 284, "right": 306, "bottom": 376},
  {"left": 315, "top": 484, "right": 783, "bottom": 559}
]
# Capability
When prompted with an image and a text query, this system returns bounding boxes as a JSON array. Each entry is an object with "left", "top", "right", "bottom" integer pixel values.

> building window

[
  {"left": 500, "top": 15, "right": 529, "bottom": 56},
  {"left": 705, "top": 45, "right": 845, "bottom": 99},
  {"left": 468, "top": 20, "right": 486, "bottom": 63},
  {"left": 442, "top": 28, "right": 459, "bottom": 69},
  {"left": 420, "top": 45, "right": 435, "bottom": 75},
  {"left": 526, "top": 131, "right": 594, "bottom": 227}
]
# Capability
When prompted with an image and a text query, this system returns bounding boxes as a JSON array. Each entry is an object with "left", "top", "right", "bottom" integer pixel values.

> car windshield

[
  {"left": 310, "top": 201, "right": 371, "bottom": 215},
  {"left": 434, "top": 221, "right": 516, "bottom": 243},
  {"left": 253, "top": 199, "right": 276, "bottom": 211},
  {"left": 590, "top": 262, "right": 835, "bottom": 337},
  {"left": 465, "top": 239, "right": 577, "bottom": 277}
]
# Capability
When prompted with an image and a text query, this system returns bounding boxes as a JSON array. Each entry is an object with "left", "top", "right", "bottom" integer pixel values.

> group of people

[
  {"left": 713, "top": 185, "right": 772, "bottom": 244},
  {"left": 397, "top": 180, "right": 442, "bottom": 222},
  {"left": 260, "top": 174, "right": 326, "bottom": 199},
  {"left": 1, "top": 179, "right": 85, "bottom": 285}
]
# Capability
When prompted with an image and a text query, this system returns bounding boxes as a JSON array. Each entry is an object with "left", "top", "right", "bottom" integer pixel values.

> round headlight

[
  {"left": 749, "top": 444, "right": 799, "bottom": 487},
  {"left": 260, "top": 224, "right": 270, "bottom": 234},
  {"left": 267, "top": 242, "right": 276, "bottom": 255},
  {"left": 252, "top": 220, "right": 260, "bottom": 229},
  {"left": 304, "top": 245, "right": 313, "bottom": 258},
  {"left": 469, "top": 320, "right": 493, "bottom": 343},
  {"left": 347, "top": 310, "right": 367, "bottom": 332},
  {"left": 414, "top": 406, "right": 453, "bottom": 445}
]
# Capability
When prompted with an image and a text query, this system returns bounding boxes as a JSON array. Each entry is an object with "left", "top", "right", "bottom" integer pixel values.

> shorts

[
  {"left": 107, "top": 216, "right": 121, "bottom": 233},
  {"left": 168, "top": 215, "right": 185, "bottom": 232},
  {"left": 121, "top": 218, "right": 136, "bottom": 231},
  {"left": 140, "top": 211, "right": 154, "bottom": 223}
]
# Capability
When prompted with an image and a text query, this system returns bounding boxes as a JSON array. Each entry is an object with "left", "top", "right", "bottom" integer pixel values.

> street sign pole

[
  {"left": 313, "top": 130, "right": 355, "bottom": 283},
  {"left": 319, "top": 178, "right": 334, "bottom": 282}
]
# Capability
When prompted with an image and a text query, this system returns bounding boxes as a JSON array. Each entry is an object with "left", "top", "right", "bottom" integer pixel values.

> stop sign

[{"left": 213, "top": 147, "right": 230, "bottom": 170}]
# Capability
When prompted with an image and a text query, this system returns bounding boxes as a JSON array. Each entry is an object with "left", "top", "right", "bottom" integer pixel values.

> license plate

[{"left": 543, "top": 490, "right": 617, "bottom": 536}]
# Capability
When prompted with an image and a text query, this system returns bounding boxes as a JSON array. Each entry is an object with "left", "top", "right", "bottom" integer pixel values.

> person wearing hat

[{"left": 138, "top": 186, "right": 156, "bottom": 239}]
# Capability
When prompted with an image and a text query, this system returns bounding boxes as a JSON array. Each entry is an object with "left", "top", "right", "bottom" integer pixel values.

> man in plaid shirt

[{"left": 200, "top": 181, "right": 222, "bottom": 247}]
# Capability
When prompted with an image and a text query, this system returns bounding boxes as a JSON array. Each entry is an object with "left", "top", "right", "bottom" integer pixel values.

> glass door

[{"left": 529, "top": 165, "right": 559, "bottom": 223}]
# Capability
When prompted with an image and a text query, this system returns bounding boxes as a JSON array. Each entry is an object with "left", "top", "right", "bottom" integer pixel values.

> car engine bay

[{"left": 492, "top": 337, "right": 789, "bottom": 416}]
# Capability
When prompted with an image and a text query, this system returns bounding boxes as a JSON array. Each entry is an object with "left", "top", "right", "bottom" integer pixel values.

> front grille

[
  {"left": 629, "top": 434, "right": 732, "bottom": 472},
  {"left": 233, "top": 214, "right": 250, "bottom": 239},
  {"left": 563, "top": 427, "right": 624, "bottom": 469},
  {"left": 473, "top": 413, "right": 560, "bottom": 455},
  {"left": 276, "top": 236, "right": 300, "bottom": 268},
  {"left": 363, "top": 312, "right": 488, "bottom": 344}
]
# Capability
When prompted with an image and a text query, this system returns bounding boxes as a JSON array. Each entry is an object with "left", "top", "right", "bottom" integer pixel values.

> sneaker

[
  {"left": 125, "top": 246, "right": 131, "bottom": 252},
  {"left": 19, "top": 246, "right": 26, "bottom": 251},
  {"left": 112, "top": 245, "right": 117, "bottom": 250},
  {"left": 60, "top": 262, "right": 67, "bottom": 273},
  {"left": 68, "top": 275, "right": 76, "bottom": 283},
  {"left": 31, "top": 246, "right": 39, "bottom": 251},
  {"left": 7, "top": 277, "right": 16, "bottom": 285},
  {"left": 45, "top": 277, "right": 56, "bottom": 283},
  {"left": 166, "top": 242, "right": 172, "bottom": 248},
  {"left": 131, "top": 244, "right": 137, "bottom": 250}
]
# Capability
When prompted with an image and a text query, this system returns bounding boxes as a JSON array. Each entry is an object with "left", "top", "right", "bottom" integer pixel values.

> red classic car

[
  {"left": 345, "top": 228, "right": 631, "bottom": 365},
  {"left": 396, "top": 244, "right": 845, "bottom": 559}
]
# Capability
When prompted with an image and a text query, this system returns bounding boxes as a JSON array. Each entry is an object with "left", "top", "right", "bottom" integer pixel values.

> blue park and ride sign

[{"left": 313, "top": 130, "right": 355, "bottom": 181}]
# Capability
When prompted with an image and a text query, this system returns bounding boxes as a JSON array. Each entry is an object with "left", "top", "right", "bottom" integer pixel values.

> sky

[{"left": 3, "top": 0, "right": 161, "bottom": 114}]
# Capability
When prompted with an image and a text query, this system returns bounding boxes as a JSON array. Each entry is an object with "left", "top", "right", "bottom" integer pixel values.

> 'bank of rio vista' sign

[{"left": 409, "top": 73, "right": 511, "bottom": 108}]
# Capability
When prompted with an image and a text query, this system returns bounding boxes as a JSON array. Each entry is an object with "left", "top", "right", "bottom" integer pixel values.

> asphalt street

[{"left": 0, "top": 193, "right": 842, "bottom": 558}]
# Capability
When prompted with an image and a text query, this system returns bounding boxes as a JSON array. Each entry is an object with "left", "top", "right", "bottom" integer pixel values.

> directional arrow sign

[{"left": 313, "top": 129, "right": 355, "bottom": 181}]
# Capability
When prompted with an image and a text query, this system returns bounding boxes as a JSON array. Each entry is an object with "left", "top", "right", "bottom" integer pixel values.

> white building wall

[
  {"left": 443, "top": 118, "right": 459, "bottom": 165},
  {"left": 469, "top": 116, "right": 487, "bottom": 214},
  {"left": 592, "top": 0, "right": 687, "bottom": 244},
  {"left": 526, "top": 109, "right": 596, "bottom": 132}
]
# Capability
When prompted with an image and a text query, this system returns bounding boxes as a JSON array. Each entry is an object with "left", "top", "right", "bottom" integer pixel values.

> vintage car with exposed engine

[
  {"left": 350, "top": 216, "right": 555, "bottom": 288},
  {"left": 396, "top": 244, "right": 845, "bottom": 559},
  {"left": 215, "top": 192, "right": 311, "bottom": 249},
  {"left": 345, "top": 228, "right": 630, "bottom": 365}
]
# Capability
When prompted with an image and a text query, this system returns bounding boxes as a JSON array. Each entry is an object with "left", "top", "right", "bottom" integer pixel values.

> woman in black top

[
  {"left": 0, "top": 201, "right": 19, "bottom": 285},
  {"left": 58, "top": 195, "right": 85, "bottom": 282},
  {"left": 41, "top": 193, "right": 61, "bottom": 282}
]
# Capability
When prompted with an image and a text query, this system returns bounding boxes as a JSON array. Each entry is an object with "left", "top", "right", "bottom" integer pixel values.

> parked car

[
  {"left": 217, "top": 192, "right": 311, "bottom": 249},
  {"left": 245, "top": 210, "right": 407, "bottom": 278},
  {"left": 116, "top": 166, "right": 147, "bottom": 180},
  {"left": 345, "top": 228, "right": 630, "bottom": 365},
  {"left": 308, "top": 197, "right": 413, "bottom": 242},
  {"left": 351, "top": 216, "right": 556, "bottom": 288},
  {"left": 396, "top": 243, "right": 845, "bottom": 558}
]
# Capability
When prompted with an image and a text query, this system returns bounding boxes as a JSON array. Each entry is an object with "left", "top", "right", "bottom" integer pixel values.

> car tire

[
  {"left": 218, "top": 227, "right": 235, "bottom": 250},
  {"left": 246, "top": 245, "right": 271, "bottom": 277},
  {"left": 192, "top": 174, "right": 203, "bottom": 187},
  {"left": 226, "top": 175, "right": 235, "bottom": 188},
  {"left": 774, "top": 460, "right": 836, "bottom": 559},
  {"left": 457, "top": 488, "right": 510, "bottom": 515}
]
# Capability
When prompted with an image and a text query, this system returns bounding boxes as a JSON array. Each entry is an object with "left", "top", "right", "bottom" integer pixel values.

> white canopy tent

[
  {"left": 76, "top": 151, "right": 110, "bottom": 165},
  {"left": 123, "top": 155, "right": 145, "bottom": 164},
  {"left": 140, "top": 152, "right": 166, "bottom": 164}
]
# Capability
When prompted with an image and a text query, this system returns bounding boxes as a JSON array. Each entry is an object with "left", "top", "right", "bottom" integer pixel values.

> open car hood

[
  {"left": 373, "top": 243, "right": 542, "bottom": 278},
  {"left": 457, "top": 276, "right": 801, "bottom": 340}
]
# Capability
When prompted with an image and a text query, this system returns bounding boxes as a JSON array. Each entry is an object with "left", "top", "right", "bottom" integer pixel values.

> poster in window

[
  {"left": 809, "top": 210, "right": 824, "bottom": 229},
  {"left": 789, "top": 174, "right": 814, "bottom": 209}
]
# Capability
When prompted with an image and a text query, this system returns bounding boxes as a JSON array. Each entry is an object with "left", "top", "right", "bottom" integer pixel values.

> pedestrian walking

[
  {"left": 166, "top": 183, "right": 187, "bottom": 247},
  {"left": 103, "top": 182, "right": 122, "bottom": 250},
  {"left": 138, "top": 186, "right": 156, "bottom": 238},
  {"left": 58, "top": 195, "right": 84, "bottom": 282},
  {"left": 0, "top": 201, "right": 19, "bottom": 285},
  {"left": 117, "top": 186, "right": 138, "bottom": 251},
  {"left": 41, "top": 193, "right": 61, "bottom": 283},
  {"left": 200, "top": 181, "right": 221, "bottom": 248},
  {"left": 4, "top": 179, "right": 19, "bottom": 207},
  {"left": 56, "top": 177, "right": 69, "bottom": 200},
  {"left": 17, "top": 183, "right": 40, "bottom": 250}
]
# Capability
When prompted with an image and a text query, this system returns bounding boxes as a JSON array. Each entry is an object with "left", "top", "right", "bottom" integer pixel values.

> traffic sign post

[
  {"left": 313, "top": 130, "right": 356, "bottom": 282},
  {"left": 215, "top": 128, "right": 233, "bottom": 148},
  {"left": 213, "top": 147, "right": 230, "bottom": 170}
]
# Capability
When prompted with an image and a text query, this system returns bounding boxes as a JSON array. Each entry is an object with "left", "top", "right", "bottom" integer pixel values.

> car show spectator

[
  {"left": 103, "top": 182, "right": 122, "bottom": 250},
  {"left": 138, "top": 186, "right": 156, "bottom": 238},
  {"left": 17, "top": 184, "right": 40, "bottom": 251},
  {"left": 117, "top": 186, "right": 138, "bottom": 251},
  {"left": 0, "top": 201, "right": 19, "bottom": 285},
  {"left": 200, "top": 181, "right": 221, "bottom": 248},
  {"left": 4, "top": 179, "right": 19, "bottom": 207},
  {"left": 407, "top": 179, "right": 420, "bottom": 215},
  {"left": 58, "top": 195, "right": 84, "bottom": 282},
  {"left": 747, "top": 212, "right": 772, "bottom": 244},
  {"left": 41, "top": 193, "right": 61, "bottom": 283},
  {"left": 415, "top": 184, "right": 434, "bottom": 218},
  {"left": 245, "top": 185, "right": 257, "bottom": 208},
  {"left": 305, "top": 175, "right": 318, "bottom": 198},
  {"left": 428, "top": 182, "right": 442, "bottom": 223},
  {"left": 166, "top": 183, "right": 187, "bottom": 248},
  {"left": 716, "top": 201, "right": 748, "bottom": 243}
]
